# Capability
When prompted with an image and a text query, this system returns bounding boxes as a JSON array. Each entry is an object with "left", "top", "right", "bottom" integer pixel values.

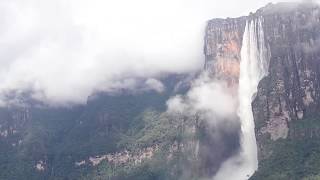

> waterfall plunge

[
  {"left": 214, "top": 18, "right": 269, "bottom": 180},
  {"left": 238, "top": 17, "right": 269, "bottom": 178}
]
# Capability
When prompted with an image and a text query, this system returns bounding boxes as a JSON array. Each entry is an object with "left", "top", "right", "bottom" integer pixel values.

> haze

[{"left": 0, "top": 0, "right": 294, "bottom": 105}]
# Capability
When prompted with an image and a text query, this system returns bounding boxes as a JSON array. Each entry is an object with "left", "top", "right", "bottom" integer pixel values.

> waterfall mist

[{"left": 213, "top": 18, "right": 269, "bottom": 180}]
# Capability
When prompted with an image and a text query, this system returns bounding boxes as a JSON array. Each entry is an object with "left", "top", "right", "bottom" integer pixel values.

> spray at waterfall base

[{"left": 213, "top": 17, "right": 270, "bottom": 180}]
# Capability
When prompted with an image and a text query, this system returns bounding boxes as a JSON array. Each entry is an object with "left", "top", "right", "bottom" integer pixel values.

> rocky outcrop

[{"left": 76, "top": 145, "right": 159, "bottom": 167}]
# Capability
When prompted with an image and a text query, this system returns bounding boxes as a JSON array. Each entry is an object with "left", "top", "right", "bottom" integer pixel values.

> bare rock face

[
  {"left": 202, "top": 18, "right": 248, "bottom": 177},
  {"left": 204, "top": 17, "right": 246, "bottom": 87},
  {"left": 252, "top": 2, "right": 320, "bottom": 160}
]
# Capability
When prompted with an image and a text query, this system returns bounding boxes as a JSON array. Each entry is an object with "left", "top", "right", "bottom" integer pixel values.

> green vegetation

[
  {"left": 80, "top": 109, "right": 200, "bottom": 180},
  {"left": 251, "top": 115, "right": 320, "bottom": 180},
  {"left": 0, "top": 76, "right": 200, "bottom": 180}
]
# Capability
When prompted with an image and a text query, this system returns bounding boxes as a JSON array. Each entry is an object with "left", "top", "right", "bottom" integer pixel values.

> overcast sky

[{"left": 0, "top": 0, "right": 298, "bottom": 105}]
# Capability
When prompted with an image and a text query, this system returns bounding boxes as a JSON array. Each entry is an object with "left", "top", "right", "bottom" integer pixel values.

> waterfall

[
  {"left": 214, "top": 17, "right": 269, "bottom": 180},
  {"left": 238, "top": 17, "right": 269, "bottom": 177}
]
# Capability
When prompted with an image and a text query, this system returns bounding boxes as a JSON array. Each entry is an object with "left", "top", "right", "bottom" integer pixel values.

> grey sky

[{"left": 0, "top": 0, "right": 298, "bottom": 105}]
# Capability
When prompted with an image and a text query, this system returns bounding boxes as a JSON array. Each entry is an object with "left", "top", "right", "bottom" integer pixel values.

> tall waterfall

[
  {"left": 214, "top": 18, "right": 269, "bottom": 180},
  {"left": 238, "top": 17, "right": 269, "bottom": 177}
]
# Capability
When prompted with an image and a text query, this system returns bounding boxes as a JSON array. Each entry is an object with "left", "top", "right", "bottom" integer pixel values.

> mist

[
  {"left": 167, "top": 72, "right": 237, "bottom": 118},
  {"left": 0, "top": 0, "right": 290, "bottom": 106}
]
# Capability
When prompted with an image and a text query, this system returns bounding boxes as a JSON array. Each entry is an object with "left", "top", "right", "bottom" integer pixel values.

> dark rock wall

[{"left": 253, "top": 2, "right": 320, "bottom": 160}]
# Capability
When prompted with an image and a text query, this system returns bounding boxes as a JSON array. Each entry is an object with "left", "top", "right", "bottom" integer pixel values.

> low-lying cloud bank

[{"left": 0, "top": 0, "right": 288, "bottom": 106}]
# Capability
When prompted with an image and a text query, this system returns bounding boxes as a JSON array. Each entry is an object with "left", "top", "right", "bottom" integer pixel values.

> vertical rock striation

[
  {"left": 252, "top": 1, "right": 320, "bottom": 159},
  {"left": 204, "top": 17, "right": 246, "bottom": 87}
]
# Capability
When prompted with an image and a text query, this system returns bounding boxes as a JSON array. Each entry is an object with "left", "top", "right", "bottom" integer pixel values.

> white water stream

[{"left": 214, "top": 17, "right": 269, "bottom": 180}]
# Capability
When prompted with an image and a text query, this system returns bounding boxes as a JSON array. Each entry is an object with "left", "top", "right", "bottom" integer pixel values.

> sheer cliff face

[
  {"left": 253, "top": 3, "right": 320, "bottom": 159},
  {"left": 205, "top": 1, "right": 320, "bottom": 173},
  {"left": 204, "top": 17, "right": 246, "bottom": 87}
]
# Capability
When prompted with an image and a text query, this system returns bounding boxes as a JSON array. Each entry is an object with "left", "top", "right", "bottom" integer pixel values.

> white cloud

[
  {"left": 145, "top": 78, "right": 165, "bottom": 93},
  {"left": 167, "top": 72, "right": 237, "bottom": 120},
  {"left": 0, "top": 0, "right": 292, "bottom": 105}
]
